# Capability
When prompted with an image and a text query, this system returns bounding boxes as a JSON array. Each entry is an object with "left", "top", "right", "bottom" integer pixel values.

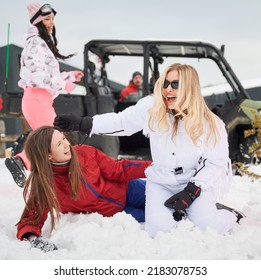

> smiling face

[
  {"left": 42, "top": 14, "right": 55, "bottom": 34},
  {"left": 48, "top": 130, "right": 72, "bottom": 163},
  {"left": 163, "top": 69, "right": 179, "bottom": 109}
]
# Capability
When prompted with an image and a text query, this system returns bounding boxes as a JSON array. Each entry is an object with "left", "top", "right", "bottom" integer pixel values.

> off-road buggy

[{"left": 82, "top": 39, "right": 261, "bottom": 163}]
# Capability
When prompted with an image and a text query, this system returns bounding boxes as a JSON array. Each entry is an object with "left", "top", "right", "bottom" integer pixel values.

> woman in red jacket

[{"left": 17, "top": 126, "right": 151, "bottom": 252}]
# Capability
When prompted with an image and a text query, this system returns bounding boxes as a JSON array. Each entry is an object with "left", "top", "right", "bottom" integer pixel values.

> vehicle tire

[
  {"left": 238, "top": 134, "right": 259, "bottom": 164},
  {"left": 99, "top": 135, "right": 120, "bottom": 158},
  {"left": 225, "top": 112, "right": 253, "bottom": 163},
  {"left": 76, "top": 133, "right": 120, "bottom": 159}
]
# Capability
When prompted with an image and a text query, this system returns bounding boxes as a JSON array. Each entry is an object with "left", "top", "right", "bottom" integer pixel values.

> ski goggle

[
  {"left": 163, "top": 80, "right": 179, "bottom": 89},
  {"left": 30, "top": 4, "right": 57, "bottom": 24}
]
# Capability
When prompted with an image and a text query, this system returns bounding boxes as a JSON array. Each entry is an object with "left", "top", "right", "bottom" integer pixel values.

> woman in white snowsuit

[{"left": 54, "top": 63, "right": 243, "bottom": 237}]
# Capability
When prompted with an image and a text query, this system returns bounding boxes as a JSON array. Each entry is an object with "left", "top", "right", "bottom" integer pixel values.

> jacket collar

[{"left": 52, "top": 163, "right": 70, "bottom": 175}]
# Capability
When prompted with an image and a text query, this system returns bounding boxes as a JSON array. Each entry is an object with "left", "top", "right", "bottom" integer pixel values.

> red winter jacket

[
  {"left": 17, "top": 145, "right": 151, "bottom": 240},
  {"left": 119, "top": 83, "right": 140, "bottom": 102}
]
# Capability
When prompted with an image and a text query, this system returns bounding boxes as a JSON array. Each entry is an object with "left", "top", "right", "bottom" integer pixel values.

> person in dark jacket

[
  {"left": 119, "top": 71, "right": 143, "bottom": 102},
  {"left": 17, "top": 126, "right": 151, "bottom": 252}
]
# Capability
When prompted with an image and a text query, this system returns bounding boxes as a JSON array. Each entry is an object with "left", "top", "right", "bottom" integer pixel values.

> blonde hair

[{"left": 149, "top": 63, "right": 220, "bottom": 145}]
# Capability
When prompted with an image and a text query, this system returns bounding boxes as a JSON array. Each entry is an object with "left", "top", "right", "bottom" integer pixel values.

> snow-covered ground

[
  {"left": 1, "top": 157, "right": 260, "bottom": 279},
  {"left": 0, "top": 158, "right": 260, "bottom": 261}
]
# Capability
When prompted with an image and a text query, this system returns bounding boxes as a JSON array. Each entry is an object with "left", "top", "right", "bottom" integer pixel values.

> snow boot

[
  {"left": 173, "top": 210, "right": 187, "bottom": 222},
  {"left": 12, "top": 131, "right": 30, "bottom": 156},
  {"left": 5, "top": 157, "right": 26, "bottom": 188},
  {"left": 216, "top": 202, "right": 245, "bottom": 223}
]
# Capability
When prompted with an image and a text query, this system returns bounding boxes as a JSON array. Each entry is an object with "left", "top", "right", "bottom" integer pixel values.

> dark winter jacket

[{"left": 17, "top": 145, "right": 151, "bottom": 240}]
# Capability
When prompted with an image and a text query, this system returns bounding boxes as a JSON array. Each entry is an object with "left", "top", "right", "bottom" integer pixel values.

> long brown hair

[
  {"left": 17, "top": 126, "right": 82, "bottom": 230},
  {"left": 36, "top": 22, "right": 75, "bottom": 60},
  {"left": 149, "top": 63, "right": 220, "bottom": 145}
]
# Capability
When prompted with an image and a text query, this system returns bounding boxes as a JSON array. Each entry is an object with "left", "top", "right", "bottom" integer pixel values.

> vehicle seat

[{"left": 87, "top": 85, "right": 115, "bottom": 116}]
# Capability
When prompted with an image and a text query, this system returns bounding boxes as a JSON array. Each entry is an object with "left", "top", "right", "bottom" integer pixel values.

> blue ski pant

[{"left": 124, "top": 179, "right": 146, "bottom": 223}]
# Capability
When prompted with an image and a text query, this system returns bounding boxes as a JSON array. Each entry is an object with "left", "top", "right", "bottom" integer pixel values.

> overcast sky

[{"left": 1, "top": 0, "right": 261, "bottom": 85}]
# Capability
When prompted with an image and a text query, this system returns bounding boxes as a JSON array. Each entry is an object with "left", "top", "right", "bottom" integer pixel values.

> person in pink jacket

[{"left": 5, "top": 3, "right": 83, "bottom": 187}]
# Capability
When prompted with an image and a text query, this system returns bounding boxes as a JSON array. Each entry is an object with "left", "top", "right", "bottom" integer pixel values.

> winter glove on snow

[
  {"left": 164, "top": 182, "right": 201, "bottom": 211},
  {"left": 54, "top": 115, "right": 93, "bottom": 133},
  {"left": 30, "top": 236, "right": 58, "bottom": 253}
]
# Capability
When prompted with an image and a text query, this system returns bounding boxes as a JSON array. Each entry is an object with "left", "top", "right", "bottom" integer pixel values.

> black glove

[
  {"left": 54, "top": 115, "right": 93, "bottom": 133},
  {"left": 30, "top": 236, "right": 58, "bottom": 253},
  {"left": 164, "top": 182, "right": 201, "bottom": 211},
  {"left": 173, "top": 210, "right": 186, "bottom": 222}
]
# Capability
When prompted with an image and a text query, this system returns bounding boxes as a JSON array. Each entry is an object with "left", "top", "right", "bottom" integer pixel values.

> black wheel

[
  {"left": 77, "top": 133, "right": 120, "bottom": 159},
  {"left": 238, "top": 134, "right": 259, "bottom": 164}
]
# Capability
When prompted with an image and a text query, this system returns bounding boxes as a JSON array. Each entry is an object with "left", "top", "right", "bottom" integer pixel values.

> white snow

[
  {"left": 0, "top": 158, "right": 261, "bottom": 260},
  {"left": 0, "top": 158, "right": 260, "bottom": 279}
]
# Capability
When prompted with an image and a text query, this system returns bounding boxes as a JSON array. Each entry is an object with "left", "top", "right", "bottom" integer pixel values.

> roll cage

[{"left": 84, "top": 39, "right": 250, "bottom": 101}]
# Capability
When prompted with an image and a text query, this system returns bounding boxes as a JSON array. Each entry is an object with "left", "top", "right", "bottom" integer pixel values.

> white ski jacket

[{"left": 91, "top": 95, "right": 232, "bottom": 197}]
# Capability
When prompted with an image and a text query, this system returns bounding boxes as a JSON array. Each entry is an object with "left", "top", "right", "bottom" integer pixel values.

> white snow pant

[{"left": 145, "top": 180, "right": 237, "bottom": 238}]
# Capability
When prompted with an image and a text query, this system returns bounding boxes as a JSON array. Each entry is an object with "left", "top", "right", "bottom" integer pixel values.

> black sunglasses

[
  {"left": 30, "top": 4, "right": 57, "bottom": 24},
  {"left": 163, "top": 80, "right": 179, "bottom": 89}
]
